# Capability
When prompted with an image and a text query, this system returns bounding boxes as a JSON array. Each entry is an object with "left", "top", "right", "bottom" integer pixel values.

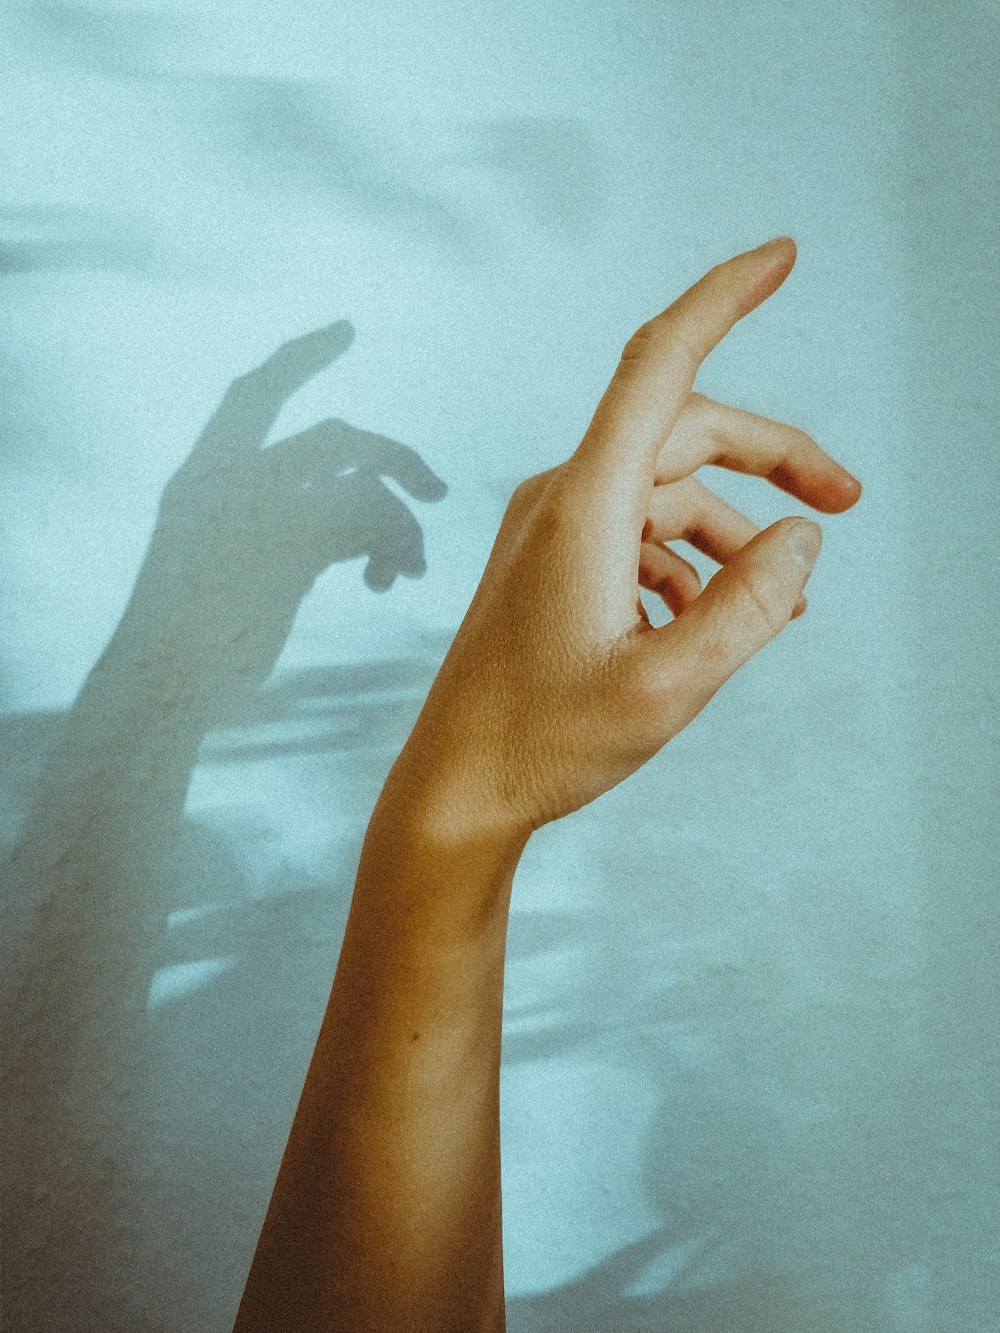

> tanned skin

[{"left": 232, "top": 237, "right": 862, "bottom": 1333}]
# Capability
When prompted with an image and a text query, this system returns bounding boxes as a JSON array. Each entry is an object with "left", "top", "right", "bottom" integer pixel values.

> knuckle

[
  {"left": 729, "top": 567, "right": 786, "bottom": 638},
  {"left": 621, "top": 314, "right": 700, "bottom": 375},
  {"left": 504, "top": 467, "right": 566, "bottom": 527},
  {"left": 665, "top": 323, "right": 701, "bottom": 368},
  {"left": 538, "top": 471, "right": 591, "bottom": 536},
  {"left": 769, "top": 425, "right": 813, "bottom": 469},
  {"left": 620, "top": 320, "right": 656, "bottom": 363},
  {"left": 676, "top": 563, "right": 702, "bottom": 599},
  {"left": 688, "top": 393, "right": 724, "bottom": 446},
  {"left": 508, "top": 472, "right": 544, "bottom": 510},
  {"left": 765, "top": 448, "right": 798, "bottom": 490}
]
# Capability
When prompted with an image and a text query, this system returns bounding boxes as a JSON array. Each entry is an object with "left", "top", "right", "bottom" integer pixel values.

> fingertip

[
  {"left": 813, "top": 472, "right": 862, "bottom": 513},
  {"left": 769, "top": 458, "right": 862, "bottom": 514},
  {"left": 755, "top": 234, "right": 796, "bottom": 261},
  {"left": 743, "top": 236, "right": 797, "bottom": 309},
  {"left": 777, "top": 236, "right": 797, "bottom": 274},
  {"left": 782, "top": 517, "right": 823, "bottom": 574}
]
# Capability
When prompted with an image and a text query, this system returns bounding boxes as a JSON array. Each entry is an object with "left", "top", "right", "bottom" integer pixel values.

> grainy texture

[{"left": 0, "top": 3, "right": 996, "bottom": 1330}]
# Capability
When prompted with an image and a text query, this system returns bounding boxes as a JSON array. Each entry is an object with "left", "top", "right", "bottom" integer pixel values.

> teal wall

[{"left": 1, "top": 3, "right": 996, "bottom": 1329}]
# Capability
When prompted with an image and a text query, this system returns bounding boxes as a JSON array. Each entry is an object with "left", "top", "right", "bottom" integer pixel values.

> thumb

[{"left": 634, "top": 517, "right": 822, "bottom": 730}]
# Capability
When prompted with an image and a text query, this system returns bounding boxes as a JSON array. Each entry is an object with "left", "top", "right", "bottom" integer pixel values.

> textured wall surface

[{"left": 1, "top": 3, "right": 997, "bottom": 1330}]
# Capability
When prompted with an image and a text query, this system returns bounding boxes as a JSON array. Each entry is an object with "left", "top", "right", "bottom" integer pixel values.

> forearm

[{"left": 234, "top": 757, "right": 528, "bottom": 1333}]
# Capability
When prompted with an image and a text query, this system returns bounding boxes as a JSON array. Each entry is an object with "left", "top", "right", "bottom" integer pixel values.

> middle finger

[{"left": 656, "top": 393, "right": 862, "bottom": 513}]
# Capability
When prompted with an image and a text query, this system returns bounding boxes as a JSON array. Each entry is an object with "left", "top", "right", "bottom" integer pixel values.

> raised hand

[
  {"left": 389, "top": 238, "right": 860, "bottom": 836},
  {"left": 234, "top": 240, "right": 862, "bottom": 1333}
]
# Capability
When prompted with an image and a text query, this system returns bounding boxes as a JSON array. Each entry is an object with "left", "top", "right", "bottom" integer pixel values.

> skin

[{"left": 232, "top": 237, "right": 862, "bottom": 1332}]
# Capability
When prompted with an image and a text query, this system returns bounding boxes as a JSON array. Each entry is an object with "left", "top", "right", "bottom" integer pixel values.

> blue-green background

[{"left": 1, "top": 3, "right": 997, "bottom": 1329}]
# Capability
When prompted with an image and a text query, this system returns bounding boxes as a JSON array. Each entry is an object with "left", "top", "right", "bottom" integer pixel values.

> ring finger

[{"left": 643, "top": 476, "right": 806, "bottom": 617}]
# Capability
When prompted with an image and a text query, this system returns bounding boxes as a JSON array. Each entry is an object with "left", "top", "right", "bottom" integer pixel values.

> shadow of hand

[{"left": 123, "top": 321, "right": 447, "bottom": 689}]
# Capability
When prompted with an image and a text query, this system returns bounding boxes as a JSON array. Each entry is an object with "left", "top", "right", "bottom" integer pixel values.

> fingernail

[{"left": 786, "top": 520, "right": 822, "bottom": 573}]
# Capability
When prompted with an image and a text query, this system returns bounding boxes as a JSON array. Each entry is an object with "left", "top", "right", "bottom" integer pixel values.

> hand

[
  {"left": 233, "top": 241, "right": 862, "bottom": 1333},
  {"left": 394, "top": 238, "right": 861, "bottom": 838}
]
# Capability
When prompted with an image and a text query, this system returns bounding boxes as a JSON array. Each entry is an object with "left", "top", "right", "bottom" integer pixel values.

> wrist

[
  {"left": 376, "top": 734, "right": 534, "bottom": 865},
  {"left": 351, "top": 753, "right": 530, "bottom": 951}
]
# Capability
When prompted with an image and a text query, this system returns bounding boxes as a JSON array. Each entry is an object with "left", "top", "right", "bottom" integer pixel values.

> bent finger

[
  {"left": 645, "top": 476, "right": 759, "bottom": 560},
  {"left": 644, "top": 479, "right": 806, "bottom": 618},
  {"left": 631, "top": 517, "right": 821, "bottom": 729},
  {"left": 658, "top": 394, "right": 861, "bottom": 512},
  {"left": 638, "top": 541, "right": 702, "bottom": 618}
]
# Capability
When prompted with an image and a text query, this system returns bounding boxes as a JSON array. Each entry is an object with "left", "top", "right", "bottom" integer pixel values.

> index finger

[{"left": 571, "top": 238, "right": 797, "bottom": 514}]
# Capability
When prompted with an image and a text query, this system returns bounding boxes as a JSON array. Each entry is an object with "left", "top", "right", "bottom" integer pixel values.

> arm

[
  {"left": 233, "top": 237, "right": 862, "bottom": 1332},
  {"left": 234, "top": 789, "right": 522, "bottom": 1332}
]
